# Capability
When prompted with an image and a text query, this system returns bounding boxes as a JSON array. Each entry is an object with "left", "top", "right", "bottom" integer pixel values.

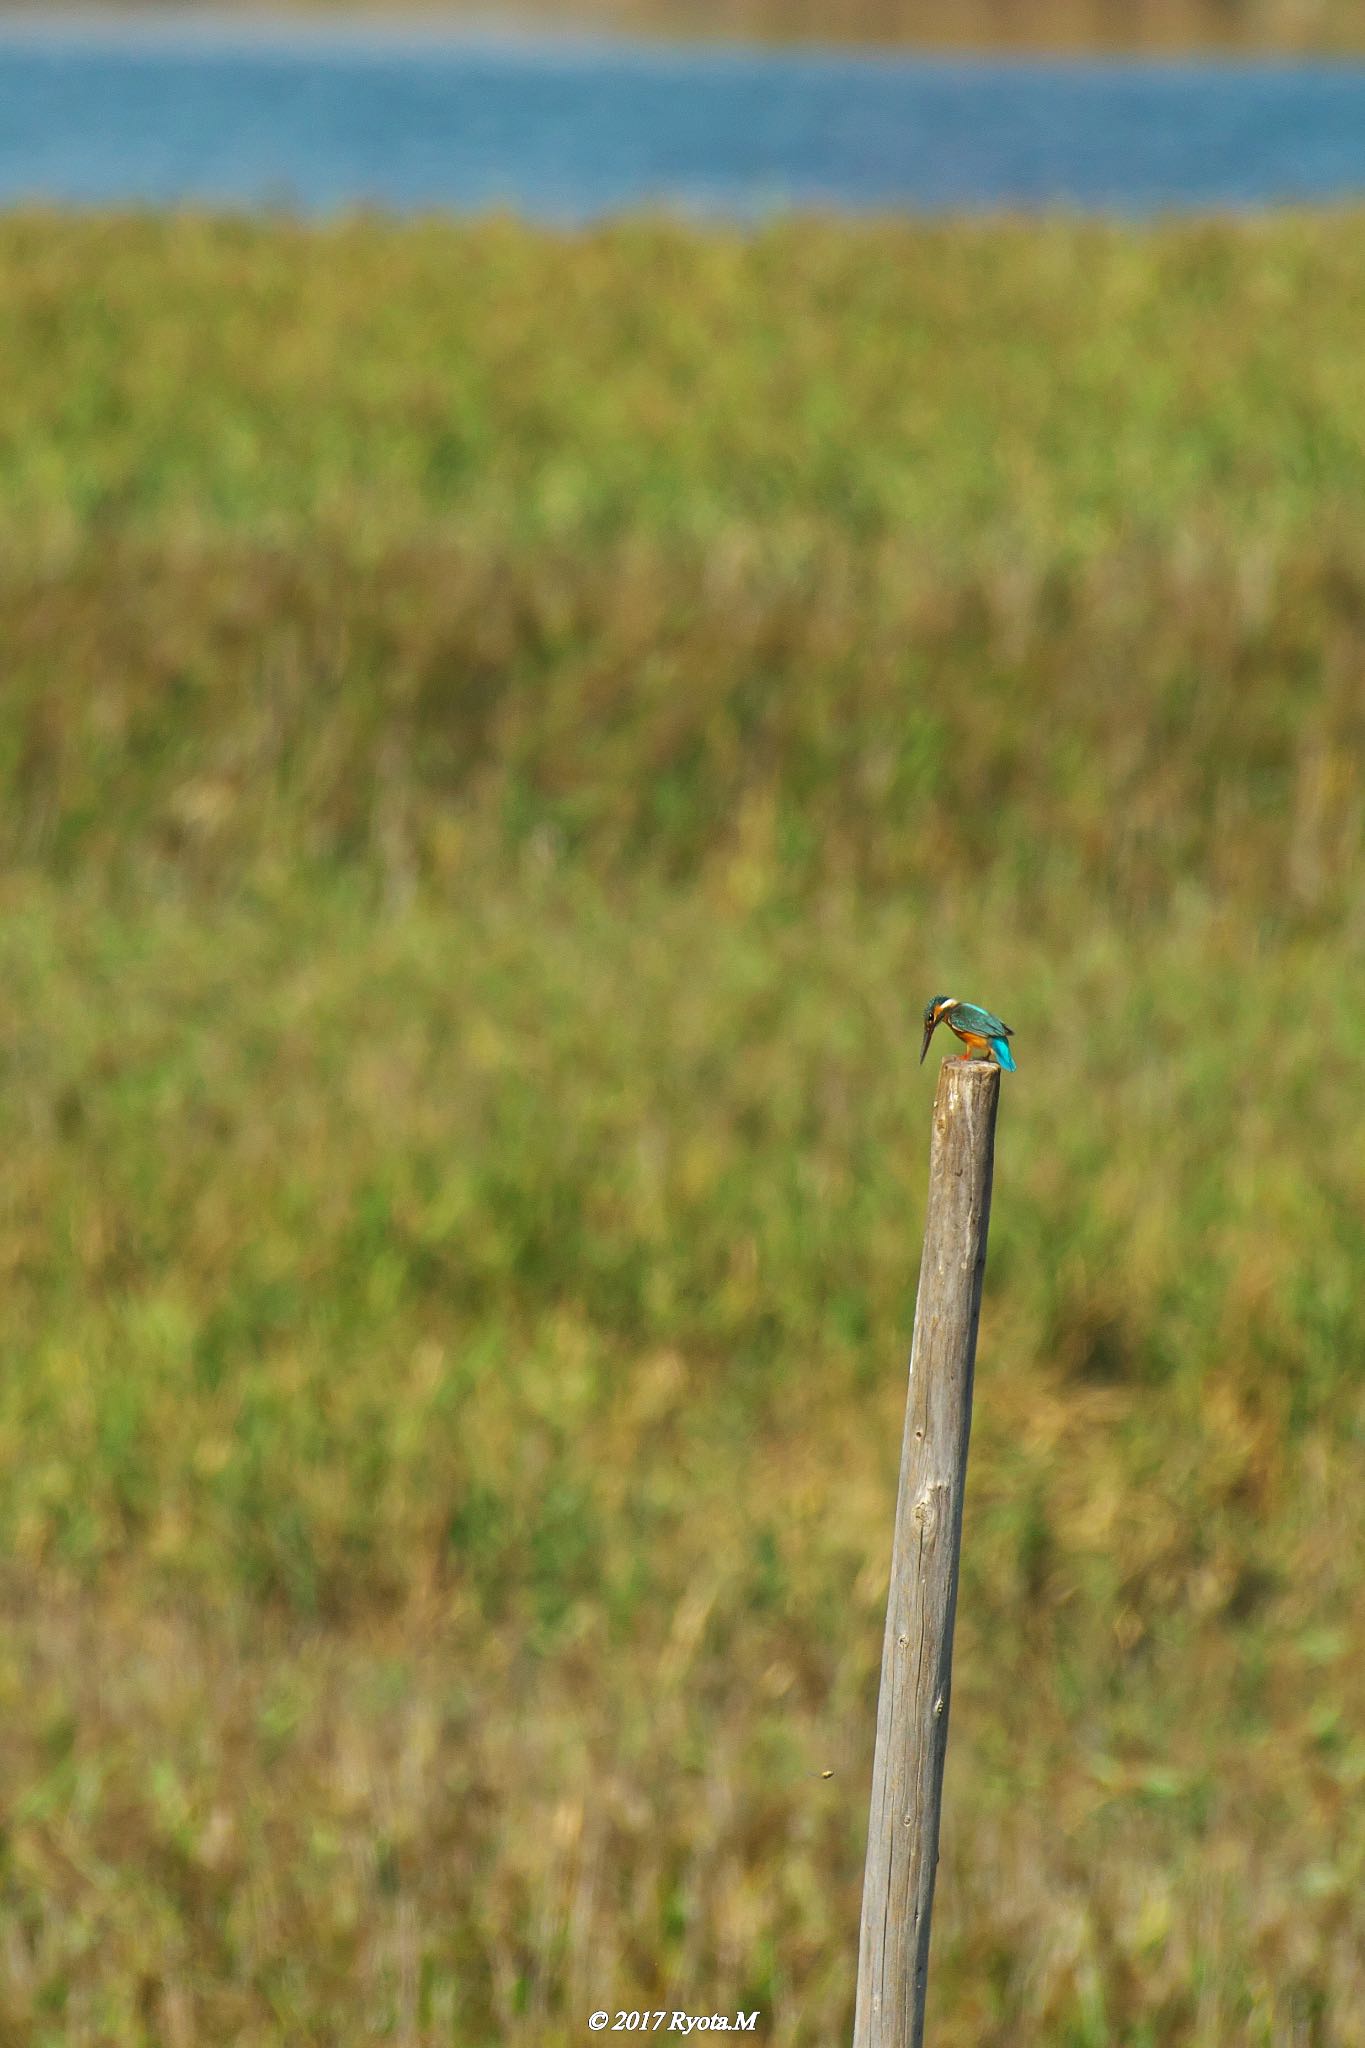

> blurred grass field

[
  {"left": 1, "top": 212, "right": 1365, "bottom": 2044},
  {"left": 173, "top": 0, "right": 1365, "bottom": 53}
]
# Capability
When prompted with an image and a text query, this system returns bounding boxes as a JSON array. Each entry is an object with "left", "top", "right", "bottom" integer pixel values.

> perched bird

[{"left": 920, "top": 995, "right": 1016, "bottom": 1071}]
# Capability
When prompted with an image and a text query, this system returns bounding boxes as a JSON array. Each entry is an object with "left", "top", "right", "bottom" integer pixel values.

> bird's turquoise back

[{"left": 950, "top": 1001, "right": 1012, "bottom": 1039}]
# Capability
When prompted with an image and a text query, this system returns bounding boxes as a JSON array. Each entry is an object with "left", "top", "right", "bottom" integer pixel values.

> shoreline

[{"left": 0, "top": 0, "right": 1361, "bottom": 57}]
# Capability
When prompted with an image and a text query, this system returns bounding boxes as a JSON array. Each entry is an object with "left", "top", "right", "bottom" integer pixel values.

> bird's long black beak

[{"left": 920, "top": 1019, "right": 936, "bottom": 1065}]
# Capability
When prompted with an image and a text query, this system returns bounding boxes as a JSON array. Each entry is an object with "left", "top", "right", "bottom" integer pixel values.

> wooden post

[{"left": 853, "top": 1057, "right": 1001, "bottom": 2048}]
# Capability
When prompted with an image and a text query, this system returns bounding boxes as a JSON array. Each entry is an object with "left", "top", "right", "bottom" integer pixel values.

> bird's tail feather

[{"left": 991, "top": 1037, "right": 1017, "bottom": 1071}]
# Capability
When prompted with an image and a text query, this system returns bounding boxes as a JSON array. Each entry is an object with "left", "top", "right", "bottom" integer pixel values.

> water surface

[{"left": 3, "top": 12, "right": 1365, "bottom": 217}]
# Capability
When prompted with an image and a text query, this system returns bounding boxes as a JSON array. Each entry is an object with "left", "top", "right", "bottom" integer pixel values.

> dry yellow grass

[{"left": 150, "top": 0, "right": 1365, "bottom": 53}]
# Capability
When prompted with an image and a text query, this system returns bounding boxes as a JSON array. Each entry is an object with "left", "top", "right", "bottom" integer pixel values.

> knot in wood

[{"left": 911, "top": 1484, "right": 943, "bottom": 1543}]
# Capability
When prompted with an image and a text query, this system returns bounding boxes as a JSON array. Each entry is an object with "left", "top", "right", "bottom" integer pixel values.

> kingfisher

[{"left": 920, "top": 995, "right": 1016, "bottom": 1071}]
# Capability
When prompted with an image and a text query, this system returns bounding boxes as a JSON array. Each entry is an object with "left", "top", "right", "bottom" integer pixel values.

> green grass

[
  {"left": 6, "top": 215, "right": 1365, "bottom": 565},
  {"left": 1, "top": 213, "right": 1364, "bottom": 2043}
]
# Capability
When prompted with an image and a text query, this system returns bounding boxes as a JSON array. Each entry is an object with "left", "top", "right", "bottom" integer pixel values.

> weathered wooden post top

[{"left": 853, "top": 1056, "right": 1001, "bottom": 2048}]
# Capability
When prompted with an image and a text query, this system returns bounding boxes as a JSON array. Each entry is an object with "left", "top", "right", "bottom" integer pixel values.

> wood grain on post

[{"left": 853, "top": 1057, "right": 1001, "bottom": 2048}]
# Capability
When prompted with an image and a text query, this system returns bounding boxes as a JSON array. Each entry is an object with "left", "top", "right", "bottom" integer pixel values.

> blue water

[{"left": 3, "top": 11, "right": 1365, "bottom": 218}]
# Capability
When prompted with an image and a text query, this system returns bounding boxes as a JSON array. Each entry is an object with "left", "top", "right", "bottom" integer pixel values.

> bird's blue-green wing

[{"left": 950, "top": 1001, "right": 1013, "bottom": 1039}]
